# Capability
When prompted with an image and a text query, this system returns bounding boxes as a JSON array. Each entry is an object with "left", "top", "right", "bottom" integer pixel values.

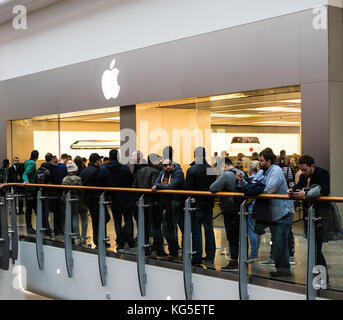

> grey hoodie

[{"left": 209, "top": 170, "right": 237, "bottom": 211}]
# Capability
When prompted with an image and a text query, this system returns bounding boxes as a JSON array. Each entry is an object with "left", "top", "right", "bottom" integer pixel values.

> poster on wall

[{"left": 34, "top": 131, "right": 121, "bottom": 160}]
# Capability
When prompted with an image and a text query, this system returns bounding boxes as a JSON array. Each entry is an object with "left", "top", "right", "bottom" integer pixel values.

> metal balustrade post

[
  {"left": 64, "top": 191, "right": 79, "bottom": 278},
  {"left": 137, "top": 195, "right": 151, "bottom": 297},
  {"left": 183, "top": 197, "right": 195, "bottom": 300},
  {"left": 7, "top": 188, "right": 18, "bottom": 263},
  {"left": 36, "top": 189, "right": 46, "bottom": 270},
  {"left": 98, "top": 192, "right": 111, "bottom": 287},
  {"left": 238, "top": 200, "right": 249, "bottom": 300},
  {"left": 307, "top": 205, "right": 317, "bottom": 300},
  {"left": 0, "top": 196, "right": 9, "bottom": 270}
]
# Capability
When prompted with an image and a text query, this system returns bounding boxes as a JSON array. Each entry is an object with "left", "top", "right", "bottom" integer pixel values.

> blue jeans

[
  {"left": 191, "top": 204, "right": 216, "bottom": 263},
  {"left": 269, "top": 212, "right": 294, "bottom": 272},
  {"left": 247, "top": 215, "right": 261, "bottom": 257}
]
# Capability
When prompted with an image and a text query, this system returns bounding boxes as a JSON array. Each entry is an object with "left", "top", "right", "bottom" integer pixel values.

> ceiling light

[
  {"left": 248, "top": 107, "right": 301, "bottom": 113},
  {"left": 210, "top": 93, "right": 248, "bottom": 101},
  {"left": 280, "top": 99, "right": 302, "bottom": 104},
  {"left": 211, "top": 114, "right": 255, "bottom": 118},
  {"left": 105, "top": 116, "right": 120, "bottom": 120},
  {"left": 256, "top": 121, "right": 301, "bottom": 125}
]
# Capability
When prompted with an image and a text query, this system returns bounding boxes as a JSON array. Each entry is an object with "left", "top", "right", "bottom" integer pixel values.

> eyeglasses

[{"left": 162, "top": 164, "right": 171, "bottom": 168}]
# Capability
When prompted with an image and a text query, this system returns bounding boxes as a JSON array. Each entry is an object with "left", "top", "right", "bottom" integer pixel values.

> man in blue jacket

[
  {"left": 152, "top": 157, "right": 185, "bottom": 260},
  {"left": 97, "top": 149, "right": 135, "bottom": 252}
]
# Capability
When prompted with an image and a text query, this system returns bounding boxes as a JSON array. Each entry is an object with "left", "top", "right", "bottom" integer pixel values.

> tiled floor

[{"left": 18, "top": 202, "right": 343, "bottom": 293}]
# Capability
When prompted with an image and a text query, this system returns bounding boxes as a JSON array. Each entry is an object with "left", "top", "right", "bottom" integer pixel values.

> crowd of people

[{"left": 0, "top": 146, "right": 331, "bottom": 279}]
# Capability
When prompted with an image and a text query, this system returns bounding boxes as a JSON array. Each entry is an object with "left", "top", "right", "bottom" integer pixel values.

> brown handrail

[{"left": 1, "top": 183, "right": 342, "bottom": 202}]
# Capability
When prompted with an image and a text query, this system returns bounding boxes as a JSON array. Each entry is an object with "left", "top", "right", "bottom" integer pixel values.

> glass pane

[
  {"left": 59, "top": 107, "right": 120, "bottom": 249},
  {"left": 8, "top": 114, "right": 59, "bottom": 239}
]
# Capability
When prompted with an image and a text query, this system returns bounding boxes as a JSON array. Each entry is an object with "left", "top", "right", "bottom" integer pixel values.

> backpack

[
  {"left": 229, "top": 169, "right": 247, "bottom": 205},
  {"left": 280, "top": 165, "right": 294, "bottom": 187},
  {"left": 36, "top": 166, "right": 51, "bottom": 184}
]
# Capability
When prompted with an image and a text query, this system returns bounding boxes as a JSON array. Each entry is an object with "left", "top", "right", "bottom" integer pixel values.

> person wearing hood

[
  {"left": 152, "top": 157, "right": 185, "bottom": 260},
  {"left": 97, "top": 149, "right": 135, "bottom": 252},
  {"left": 184, "top": 147, "right": 217, "bottom": 266},
  {"left": 210, "top": 157, "right": 245, "bottom": 271}
]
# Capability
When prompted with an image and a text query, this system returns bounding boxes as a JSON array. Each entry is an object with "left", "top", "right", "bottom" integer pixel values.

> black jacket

[
  {"left": 293, "top": 166, "right": 330, "bottom": 196},
  {"left": 40, "top": 162, "right": 60, "bottom": 185},
  {"left": 80, "top": 163, "right": 100, "bottom": 197},
  {"left": 293, "top": 166, "right": 331, "bottom": 240},
  {"left": 185, "top": 160, "right": 216, "bottom": 206},
  {"left": 40, "top": 162, "right": 60, "bottom": 196},
  {"left": 97, "top": 160, "right": 134, "bottom": 208},
  {"left": 8, "top": 163, "right": 24, "bottom": 183}
]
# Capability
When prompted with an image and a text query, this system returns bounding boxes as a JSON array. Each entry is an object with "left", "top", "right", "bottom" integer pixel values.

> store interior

[{"left": 7, "top": 85, "right": 301, "bottom": 168}]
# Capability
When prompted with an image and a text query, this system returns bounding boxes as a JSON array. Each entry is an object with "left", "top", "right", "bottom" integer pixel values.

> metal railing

[{"left": 0, "top": 182, "right": 342, "bottom": 300}]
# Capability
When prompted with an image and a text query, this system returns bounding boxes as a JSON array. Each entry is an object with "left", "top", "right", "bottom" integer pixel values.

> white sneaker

[
  {"left": 289, "top": 256, "right": 296, "bottom": 265},
  {"left": 247, "top": 255, "right": 258, "bottom": 263},
  {"left": 260, "top": 257, "right": 275, "bottom": 266}
]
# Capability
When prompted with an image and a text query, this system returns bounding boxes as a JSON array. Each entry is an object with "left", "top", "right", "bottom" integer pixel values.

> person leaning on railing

[
  {"left": 237, "top": 148, "right": 295, "bottom": 277},
  {"left": 209, "top": 157, "right": 244, "bottom": 272},
  {"left": 287, "top": 154, "right": 330, "bottom": 285}
]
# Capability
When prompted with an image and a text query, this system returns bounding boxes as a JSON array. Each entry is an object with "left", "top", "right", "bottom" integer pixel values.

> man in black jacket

[
  {"left": 97, "top": 149, "right": 135, "bottom": 252},
  {"left": 185, "top": 147, "right": 217, "bottom": 266},
  {"left": 39, "top": 153, "right": 61, "bottom": 237},
  {"left": 80, "top": 153, "right": 103, "bottom": 246},
  {"left": 287, "top": 154, "right": 330, "bottom": 284},
  {"left": 8, "top": 157, "right": 24, "bottom": 215}
]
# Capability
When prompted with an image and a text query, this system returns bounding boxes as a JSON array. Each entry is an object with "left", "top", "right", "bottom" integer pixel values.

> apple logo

[{"left": 101, "top": 58, "right": 120, "bottom": 100}]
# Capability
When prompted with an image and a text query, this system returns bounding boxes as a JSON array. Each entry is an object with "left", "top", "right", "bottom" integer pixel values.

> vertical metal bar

[
  {"left": 64, "top": 191, "right": 74, "bottom": 278},
  {"left": 0, "top": 196, "right": 9, "bottom": 270},
  {"left": 183, "top": 197, "right": 194, "bottom": 300},
  {"left": 137, "top": 195, "right": 147, "bottom": 296},
  {"left": 98, "top": 192, "right": 109, "bottom": 287},
  {"left": 9, "top": 188, "right": 18, "bottom": 263},
  {"left": 239, "top": 200, "right": 249, "bottom": 300},
  {"left": 307, "top": 205, "right": 316, "bottom": 300},
  {"left": 36, "top": 189, "right": 44, "bottom": 270}
]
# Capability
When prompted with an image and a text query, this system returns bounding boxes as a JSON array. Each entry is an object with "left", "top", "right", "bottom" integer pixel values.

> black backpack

[
  {"left": 36, "top": 166, "right": 51, "bottom": 184},
  {"left": 229, "top": 169, "right": 247, "bottom": 205}
]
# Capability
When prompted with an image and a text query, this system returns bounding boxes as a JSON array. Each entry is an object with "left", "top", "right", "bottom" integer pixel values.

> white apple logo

[{"left": 101, "top": 58, "right": 120, "bottom": 100}]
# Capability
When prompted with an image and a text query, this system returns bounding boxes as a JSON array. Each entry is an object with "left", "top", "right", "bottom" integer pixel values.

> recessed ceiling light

[
  {"left": 211, "top": 114, "right": 255, "bottom": 118},
  {"left": 256, "top": 121, "right": 301, "bottom": 125},
  {"left": 248, "top": 107, "right": 301, "bottom": 113},
  {"left": 104, "top": 116, "right": 120, "bottom": 120},
  {"left": 210, "top": 93, "right": 248, "bottom": 101},
  {"left": 280, "top": 99, "right": 302, "bottom": 104}
]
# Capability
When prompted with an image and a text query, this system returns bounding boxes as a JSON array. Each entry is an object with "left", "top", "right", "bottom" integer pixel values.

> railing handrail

[{"left": 1, "top": 183, "right": 342, "bottom": 202}]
